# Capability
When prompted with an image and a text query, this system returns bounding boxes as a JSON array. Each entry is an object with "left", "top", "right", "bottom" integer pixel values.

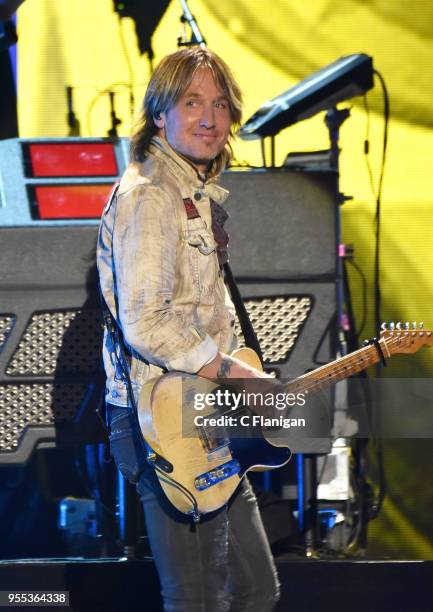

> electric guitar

[{"left": 136, "top": 325, "right": 433, "bottom": 519}]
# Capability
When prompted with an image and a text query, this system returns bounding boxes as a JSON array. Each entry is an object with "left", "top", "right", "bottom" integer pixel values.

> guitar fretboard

[{"left": 284, "top": 342, "right": 381, "bottom": 396}]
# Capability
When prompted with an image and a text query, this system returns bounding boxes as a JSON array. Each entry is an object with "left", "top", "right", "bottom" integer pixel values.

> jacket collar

[{"left": 149, "top": 136, "right": 229, "bottom": 204}]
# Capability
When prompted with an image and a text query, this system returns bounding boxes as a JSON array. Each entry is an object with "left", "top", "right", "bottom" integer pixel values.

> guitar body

[{"left": 137, "top": 347, "right": 291, "bottom": 516}]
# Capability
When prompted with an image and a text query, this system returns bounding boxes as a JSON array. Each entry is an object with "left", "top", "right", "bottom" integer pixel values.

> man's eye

[
  {"left": 186, "top": 100, "right": 197, "bottom": 107},
  {"left": 215, "top": 101, "right": 228, "bottom": 109}
]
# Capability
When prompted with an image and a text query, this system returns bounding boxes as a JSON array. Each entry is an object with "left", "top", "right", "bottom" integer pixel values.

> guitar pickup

[{"left": 194, "top": 459, "right": 241, "bottom": 491}]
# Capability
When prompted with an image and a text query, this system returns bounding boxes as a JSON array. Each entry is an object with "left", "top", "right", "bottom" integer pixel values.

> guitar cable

[{"left": 153, "top": 467, "right": 201, "bottom": 523}]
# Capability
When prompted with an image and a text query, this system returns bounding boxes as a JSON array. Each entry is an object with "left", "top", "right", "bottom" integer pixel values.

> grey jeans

[{"left": 108, "top": 404, "right": 280, "bottom": 612}]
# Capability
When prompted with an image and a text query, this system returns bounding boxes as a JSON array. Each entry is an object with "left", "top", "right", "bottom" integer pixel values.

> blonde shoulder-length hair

[{"left": 130, "top": 46, "right": 243, "bottom": 175}]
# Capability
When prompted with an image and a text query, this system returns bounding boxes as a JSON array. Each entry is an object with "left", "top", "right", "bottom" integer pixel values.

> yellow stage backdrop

[{"left": 17, "top": 0, "right": 433, "bottom": 558}]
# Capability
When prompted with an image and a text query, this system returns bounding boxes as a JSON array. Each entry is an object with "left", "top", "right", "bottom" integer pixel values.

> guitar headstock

[{"left": 380, "top": 322, "right": 433, "bottom": 355}]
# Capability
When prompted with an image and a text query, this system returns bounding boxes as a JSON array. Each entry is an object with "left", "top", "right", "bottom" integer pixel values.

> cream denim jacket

[{"left": 97, "top": 137, "right": 236, "bottom": 407}]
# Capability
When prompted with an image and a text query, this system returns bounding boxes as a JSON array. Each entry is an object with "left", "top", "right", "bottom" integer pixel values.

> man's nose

[{"left": 199, "top": 105, "right": 216, "bottom": 128}]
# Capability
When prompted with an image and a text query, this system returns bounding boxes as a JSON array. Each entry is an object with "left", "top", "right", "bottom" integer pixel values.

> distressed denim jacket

[{"left": 97, "top": 137, "right": 236, "bottom": 407}]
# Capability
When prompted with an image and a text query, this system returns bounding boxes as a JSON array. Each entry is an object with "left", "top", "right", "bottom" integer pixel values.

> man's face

[{"left": 155, "top": 67, "right": 232, "bottom": 173}]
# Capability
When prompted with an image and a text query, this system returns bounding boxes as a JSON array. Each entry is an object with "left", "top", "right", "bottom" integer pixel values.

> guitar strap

[{"left": 209, "top": 199, "right": 264, "bottom": 365}]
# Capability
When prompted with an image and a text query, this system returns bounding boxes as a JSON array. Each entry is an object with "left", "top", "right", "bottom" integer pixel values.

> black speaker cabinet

[
  {"left": 221, "top": 169, "right": 338, "bottom": 376},
  {"left": 0, "top": 226, "right": 104, "bottom": 464},
  {"left": 221, "top": 169, "right": 339, "bottom": 453}
]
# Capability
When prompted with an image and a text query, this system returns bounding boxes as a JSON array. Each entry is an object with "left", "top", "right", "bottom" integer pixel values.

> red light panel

[
  {"left": 34, "top": 184, "right": 113, "bottom": 219},
  {"left": 28, "top": 142, "right": 118, "bottom": 177}
]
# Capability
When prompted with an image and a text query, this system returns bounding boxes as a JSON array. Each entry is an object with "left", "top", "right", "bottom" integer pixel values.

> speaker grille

[
  {"left": 0, "top": 383, "right": 88, "bottom": 451},
  {"left": 6, "top": 309, "right": 102, "bottom": 376},
  {"left": 0, "top": 315, "right": 15, "bottom": 353},
  {"left": 234, "top": 296, "right": 312, "bottom": 363}
]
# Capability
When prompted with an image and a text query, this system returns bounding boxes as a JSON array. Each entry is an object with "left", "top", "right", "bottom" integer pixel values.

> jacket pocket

[{"left": 185, "top": 230, "right": 219, "bottom": 305}]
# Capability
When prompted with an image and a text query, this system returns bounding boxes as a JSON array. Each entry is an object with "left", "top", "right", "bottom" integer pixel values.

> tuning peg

[
  {"left": 404, "top": 322, "right": 409, "bottom": 330},
  {"left": 396, "top": 322, "right": 402, "bottom": 330},
  {"left": 389, "top": 322, "right": 395, "bottom": 331},
  {"left": 381, "top": 322, "right": 387, "bottom": 331},
  {"left": 412, "top": 322, "right": 417, "bottom": 330}
]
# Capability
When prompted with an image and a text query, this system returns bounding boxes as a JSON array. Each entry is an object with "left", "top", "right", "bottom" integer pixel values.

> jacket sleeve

[{"left": 112, "top": 183, "right": 218, "bottom": 373}]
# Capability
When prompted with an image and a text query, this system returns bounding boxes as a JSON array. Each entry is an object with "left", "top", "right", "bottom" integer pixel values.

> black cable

[
  {"left": 372, "top": 68, "right": 390, "bottom": 340},
  {"left": 368, "top": 439, "right": 387, "bottom": 521},
  {"left": 342, "top": 257, "right": 371, "bottom": 550},
  {"left": 346, "top": 259, "right": 368, "bottom": 338},
  {"left": 86, "top": 82, "right": 131, "bottom": 136},
  {"left": 155, "top": 468, "right": 201, "bottom": 511},
  {"left": 345, "top": 467, "right": 365, "bottom": 552},
  {"left": 369, "top": 68, "right": 390, "bottom": 521},
  {"left": 362, "top": 94, "right": 377, "bottom": 202},
  {"left": 353, "top": 74, "right": 390, "bottom": 528}
]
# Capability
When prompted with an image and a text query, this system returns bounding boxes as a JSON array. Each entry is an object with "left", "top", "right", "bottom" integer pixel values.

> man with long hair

[{"left": 97, "top": 46, "right": 280, "bottom": 611}]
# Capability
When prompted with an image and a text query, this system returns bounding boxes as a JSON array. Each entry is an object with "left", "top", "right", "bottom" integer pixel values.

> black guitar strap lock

[
  {"left": 365, "top": 337, "right": 387, "bottom": 367},
  {"left": 372, "top": 337, "right": 387, "bottom": 367}
]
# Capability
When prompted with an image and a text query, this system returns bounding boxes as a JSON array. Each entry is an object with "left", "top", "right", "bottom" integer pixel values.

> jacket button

[{"left": 194, "top": 192, "right": 202, "bottom": 201}]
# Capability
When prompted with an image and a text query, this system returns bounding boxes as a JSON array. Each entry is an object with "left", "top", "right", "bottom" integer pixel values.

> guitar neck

[{"left": 285, "top": 342, "right": 381, "bottom": 396}]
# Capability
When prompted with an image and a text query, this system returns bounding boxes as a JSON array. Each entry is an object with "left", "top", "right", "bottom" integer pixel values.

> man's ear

[{"left": 154, "top": 112, "right": 166, "bottom": 129}]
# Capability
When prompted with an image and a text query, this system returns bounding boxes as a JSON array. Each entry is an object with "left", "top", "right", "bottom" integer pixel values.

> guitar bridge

[{"left": 194, "top": 459, "right": 240, "bottom": 491}]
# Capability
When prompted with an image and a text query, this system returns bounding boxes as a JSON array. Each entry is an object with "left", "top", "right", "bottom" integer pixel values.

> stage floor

[{"left": 0, "top": 556, "right": 431, "bottom": 611}]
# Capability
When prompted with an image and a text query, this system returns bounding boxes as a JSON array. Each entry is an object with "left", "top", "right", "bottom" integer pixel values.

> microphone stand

[
  {"left": 107, "top": 91, "right": 122, "bottom": 139},
  {"left": 177, "top": 0, "right": 206, "bottom": 47},
  {"left": 66, "top": 86, "right": 81, "bottom": 137}
]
